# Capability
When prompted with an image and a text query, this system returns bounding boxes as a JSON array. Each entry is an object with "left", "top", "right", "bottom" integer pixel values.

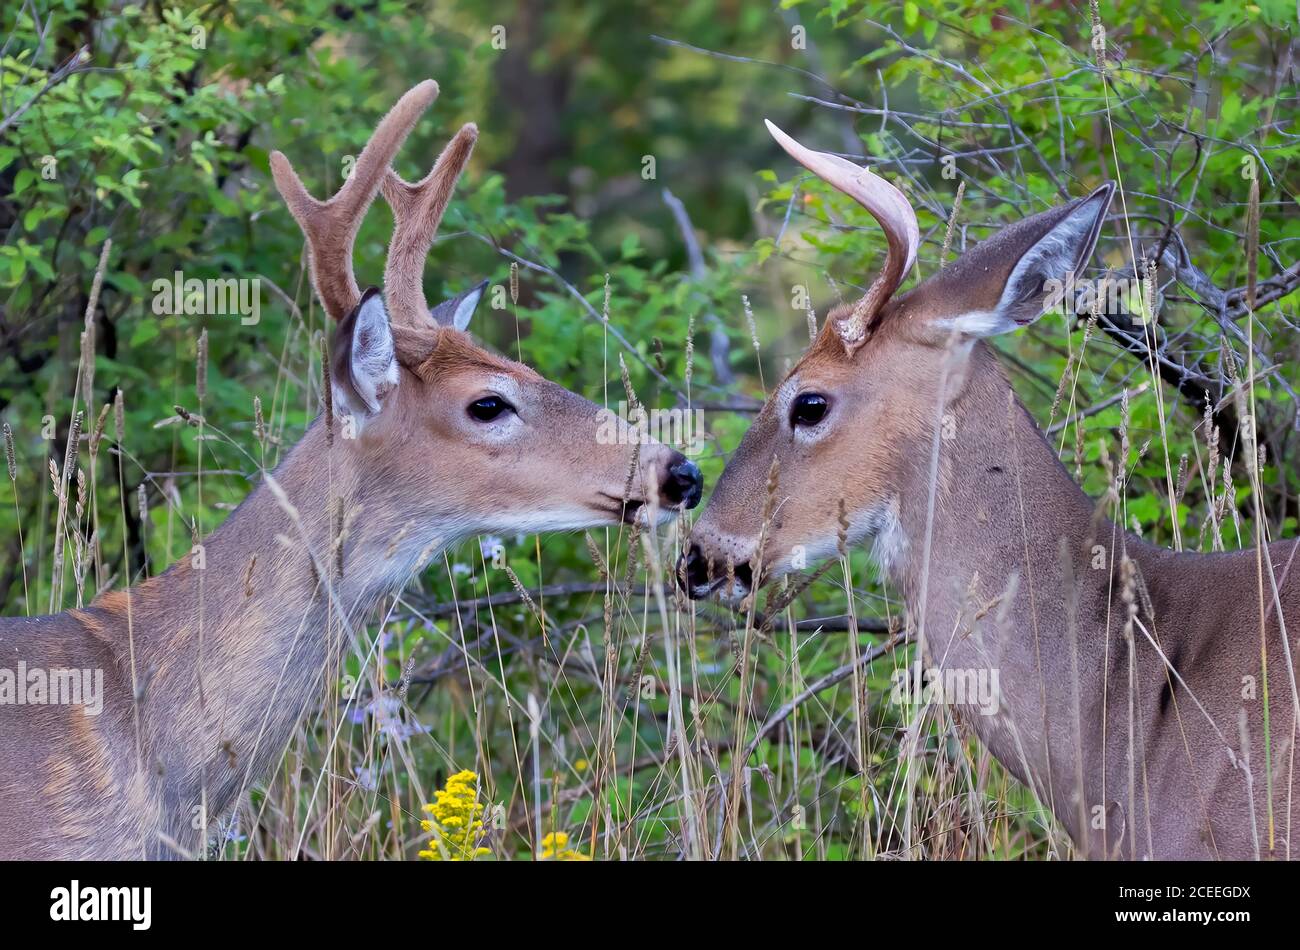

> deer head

[
  {"left": 271, "top": 82, "right": 702, "bottom": 566},
  {"left": 681, "top": 121, "right": 1112, "bottom": 601}
]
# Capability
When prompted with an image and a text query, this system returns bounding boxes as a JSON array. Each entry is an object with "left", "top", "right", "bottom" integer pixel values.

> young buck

[
  {"left": 0, "top": 81, "right": 702, "bottom": 860},
  {"left": 682, "top": 122, "right": 1298, "bottom": 860}
]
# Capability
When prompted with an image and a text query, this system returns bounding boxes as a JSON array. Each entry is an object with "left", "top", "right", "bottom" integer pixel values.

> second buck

[
  {"left": 683, "top": 122, "right": 1297, "bottom": 860},
  {"left": 0, "top": 80, "right": 702, "bottom": 859}
]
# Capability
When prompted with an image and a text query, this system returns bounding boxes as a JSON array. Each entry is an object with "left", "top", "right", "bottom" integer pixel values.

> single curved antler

[
  {"left": 270, "top": 80, "right": 439, "bottom": 321},
  {"left": 765, "top": 119, "right": 919, "bottom": 351},
  {"left": 379, "top": 122, "right": 479, "bottom": 328}
]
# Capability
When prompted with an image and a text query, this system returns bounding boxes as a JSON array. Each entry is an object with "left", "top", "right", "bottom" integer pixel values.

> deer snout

[
  {"left": 617, "top": 448, "right": 703, "bottom": 526},
  {"left": 660, "top": 453, "right": 703, "bottom": 510},
  {"left": 677, "top": 541, "right": 753, "bottom": 600}
]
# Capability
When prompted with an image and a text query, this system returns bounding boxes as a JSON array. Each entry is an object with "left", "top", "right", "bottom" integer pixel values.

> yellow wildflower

[
  {"left": 418, "top": 769, "right": 491, "bottom": 861},
  {"left": 540, "top": 831, "right": 590, "bottom": 861}
]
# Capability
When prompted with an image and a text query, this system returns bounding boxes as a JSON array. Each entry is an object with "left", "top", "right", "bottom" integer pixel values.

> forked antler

[
  {"left": 379, "top": 123, "right": 479, "bottom": 328},
  {"left": 270, "top": 80, "right": 439, "bottom": 322},
  {"left": 765, "top": 120, "right": 920, "bottom": 350}
]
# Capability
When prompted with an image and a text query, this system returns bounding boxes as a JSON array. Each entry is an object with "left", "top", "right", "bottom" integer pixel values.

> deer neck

[
  {"left": 887, "top": 341, "right": 1116, "bottom": 827},
  {"left": 110, "top": 418, "right": 445, "bottom": 844}
]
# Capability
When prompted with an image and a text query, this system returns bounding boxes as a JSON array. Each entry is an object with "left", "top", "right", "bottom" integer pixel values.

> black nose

[
  {"left": 662, "top": 456, "right": 703, "bottom": 510},
  {"left": 677, "top": 543, "right": 753, "bottom": 597},
  {"left": 679, "top": 543, "right": 713, "bottom": 595}
]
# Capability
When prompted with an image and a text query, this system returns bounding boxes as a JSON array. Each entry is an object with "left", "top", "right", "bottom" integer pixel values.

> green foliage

[{"left": 1, "top": 0, "right": 1295, "bottom": 859}]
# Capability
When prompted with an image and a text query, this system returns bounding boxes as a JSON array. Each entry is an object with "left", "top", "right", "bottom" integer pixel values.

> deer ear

[
  {"left": 332, "top": 287, "right": 398, "bottom": 420},
  {"left": 429, "top": 279, "right": 489, "bottom": 331},
  {"left": 947, "top": 183, "right": 1114, "bottom": 338}
]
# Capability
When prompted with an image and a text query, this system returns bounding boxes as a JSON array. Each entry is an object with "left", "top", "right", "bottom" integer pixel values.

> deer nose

[
  {"left": 678, "top": 543, "right": 713, "bottom": 596},
  {"left": 677, "top": 542, "right": 753, "bottom": 598},
  {"left": 661, "top": 455, "right": 703, "bottom": 510}
]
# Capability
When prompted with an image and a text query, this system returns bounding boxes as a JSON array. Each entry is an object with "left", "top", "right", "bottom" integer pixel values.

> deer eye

[
  {"left": 790, "top": 393, "right": 829, "bottom": 428},
  {"left": 468, "top": 396, "right": 513, "bottom": 422}
]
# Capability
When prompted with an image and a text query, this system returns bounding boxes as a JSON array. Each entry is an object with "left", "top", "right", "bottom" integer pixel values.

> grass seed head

[
  {"left": 196, "top": 329, "right": 208, "bottom": 401},
  {"left": 113, "top": 389, "right": 125, "bottom": 444},
  {"left": 3, "top": 422, "right": 15, "bottom": 482}
]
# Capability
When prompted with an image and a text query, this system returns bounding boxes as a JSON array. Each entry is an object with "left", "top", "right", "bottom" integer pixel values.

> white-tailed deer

[
  {"left": 683, "top": 121, "right": 1298, "bottom": 860},
  {"left": 0, "top": 81, "right": 702, "bottom": 859}
]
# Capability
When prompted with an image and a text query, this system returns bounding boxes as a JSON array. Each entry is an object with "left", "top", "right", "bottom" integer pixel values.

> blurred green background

[{"left": 1, "top": 0, "right": 1297, "bottom": 858}]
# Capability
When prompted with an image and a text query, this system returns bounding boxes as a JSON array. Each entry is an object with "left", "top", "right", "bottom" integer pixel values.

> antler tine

[
  {"left": 765, "top": 119, "right": 920, "bottom": 348},
  {"left": 270, "top": 80, "right": 440, "bottom": 321},
  {"left": 379, "top": 122, "right": 479, "bottom": 328}
]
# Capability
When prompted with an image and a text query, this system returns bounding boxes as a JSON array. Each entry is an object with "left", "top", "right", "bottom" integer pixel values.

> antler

[
  {"left": 270, "top": 80, "right": 439, "bottom": 322},
  {"left": 765, "top": 120, "right": 920, "bottom": 349},
  {"left": 379, "top": 122, "right": 479, "bottom": 328}
]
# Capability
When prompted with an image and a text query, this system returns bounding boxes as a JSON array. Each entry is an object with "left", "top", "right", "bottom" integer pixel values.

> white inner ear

[
  {"left": 946, "top": 193, "right": 1109, "bottom": 339},
  {"left": 450, "top": 283, "right": 485, "bottom": 331},
  {"left": 346, "top": 293, "right": 398, "bottom": 416}
]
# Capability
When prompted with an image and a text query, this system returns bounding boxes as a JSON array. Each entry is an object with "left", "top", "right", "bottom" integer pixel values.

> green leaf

[{"left": 129, "top": 321, "right": 160, "bottom": 347}]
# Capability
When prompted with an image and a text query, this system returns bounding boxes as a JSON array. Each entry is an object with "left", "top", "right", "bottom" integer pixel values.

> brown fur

[
  {"left": 689, "top": 201, "right": 1299, "bottom": 859},
  {"left": 0, "top": 322, "right": 688, "bottom": 858},
  {"left": 0, "top": 80, "right": 697, "bottom": 859}
]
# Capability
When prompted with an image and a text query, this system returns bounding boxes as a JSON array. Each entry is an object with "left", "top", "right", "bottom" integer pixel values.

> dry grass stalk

[
  {"left": 3, "top": 422, "right": 15, "bottom": 482},
  {"left": 684, "top": 315, "right": 695, "bottom": 392},
  {"left": 742, "top": 294, "right": 765, "bottom": 392},
  {"left": 584, "top": 532, "right": 609, "bottom": 582},
  {"left": 320, "top": 333, "right": 334, "bottom": 447},
  {"left": 113, "top": 389, "right": 125, "bottom": 444},
  {"left": 49, "top": 410, "right": 83, "bottom": 611},
  {"left": 939, "top": 179, "right": 966, "bottom": 268},
  {"left": 5, "top": 421, "right": 29, "bottom": 612},
  {"left": 253, "top": 395, "right": 266, "bottom": 460},
  {"left": 196, "top": 329, "right": 209, "bottom": 402},
  {"left": 88, "top": 402, "right": 109, "bottom": 461}
]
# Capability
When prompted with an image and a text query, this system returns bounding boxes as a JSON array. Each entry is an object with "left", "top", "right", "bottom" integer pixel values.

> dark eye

[
  {"left": 790, "top": 393, "right": 829, "bottom": 428},
  {"left": 468, "top": 396, "right": 512, "bottom": 422}
]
